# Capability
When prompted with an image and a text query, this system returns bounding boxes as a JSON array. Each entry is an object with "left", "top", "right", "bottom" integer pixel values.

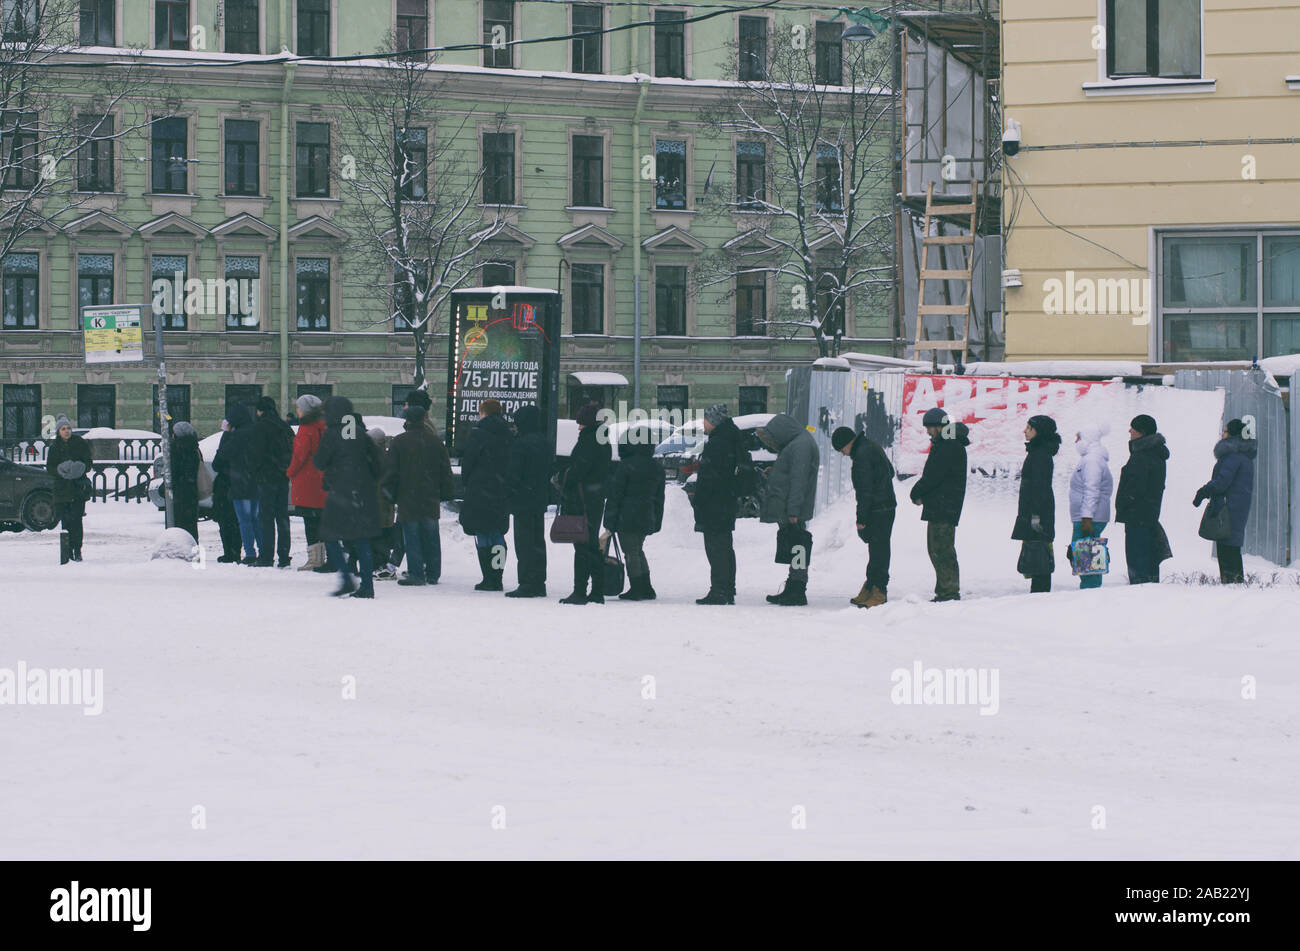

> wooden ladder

[{"left": 914, "top": 182, "right": 977, "bottom": 363}]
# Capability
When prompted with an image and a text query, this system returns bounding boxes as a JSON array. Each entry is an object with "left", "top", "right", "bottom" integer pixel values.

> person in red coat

[{"left": 287, "top": 394, "right": 329, "bottom": 571}]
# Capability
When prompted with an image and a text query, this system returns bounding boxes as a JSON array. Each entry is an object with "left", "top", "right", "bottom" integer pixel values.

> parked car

[
  {"left": 652, "top": 420, "right": 708, "bottom": 482},
  {"left": 675, "top": 413, "right": 777, "bottom": 519},
  {"left": 0, "top": 456, "right": 59, "bottom": 532}
]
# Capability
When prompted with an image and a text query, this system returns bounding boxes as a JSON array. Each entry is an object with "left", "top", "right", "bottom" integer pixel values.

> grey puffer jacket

[{"left": 758, "top": 413, "right": 819, "bottom": 524}]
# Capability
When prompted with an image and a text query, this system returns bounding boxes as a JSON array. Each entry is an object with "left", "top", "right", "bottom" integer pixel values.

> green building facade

[{"left": 0, "top": 0, "right": 893, "bottom": 442}]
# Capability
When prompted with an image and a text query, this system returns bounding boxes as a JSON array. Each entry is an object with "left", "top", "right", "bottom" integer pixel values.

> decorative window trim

[
  {"left": 222, "top": 0, "right": 265, "bottom": 54},
  {"left": 649, "top": 259, "right": 695, "bottom": 337},
  {"left": 479, "top": 0, "right": 520, "bottom": 69},
  {"left": 217, "top": 249, "right": 271, "bottom": 331},
  {"left": 148, "top": 0, "right": 197, "bottom": 52},
  {"left": 1, "top": 247, "right": 50, "bottom": 331},
  {"left": 217, "top": 109, "right": 271, "bottom": 198},
  {"left": 564, "top": 258, "right": 613, "bottom": 335},
  {"left": 71, "top": 104, "right": 125, "bottom": 196},
  {"left": 68, "top": 247, "right": 125, "bottom": 330},
  {"left": 652, "top": 7, "right": 691, "bottom": 80},
  {"left": 568, "top": 2, "right": 607, "bottom": 75},
  {"left": 732, "top": 268, "right": 774, "bottom": 337},
  {"left": 734, "top": 11, "right": 773, "bottom": 82},
  {"left": 1087, "top": 0, "right": 1212, "bottom": 96},
  {"left": 566, "top": 125, "right": 612, "bottom": 210},
  {"left": 477, "top": 120, "right": 524, "bottom": 208},
  {"left": 392, "top": 0, "right": 434, "bottom": 53},
  {"left": 144, "top": 248, "right": 196, "bottom": 331},
  {"left": 650, "top": 129, "right": 695, "bottom": 212},
  {"left": 291, "top": 251, "right": 342, "bottom": 332},
  {"left": 292, "top": 0, "right": 338, "bottom": 57}
]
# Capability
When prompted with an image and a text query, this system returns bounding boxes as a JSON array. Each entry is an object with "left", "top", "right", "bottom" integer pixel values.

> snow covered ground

[{"left": 2, "top": 487, "right": 1297, "bottom": 860}]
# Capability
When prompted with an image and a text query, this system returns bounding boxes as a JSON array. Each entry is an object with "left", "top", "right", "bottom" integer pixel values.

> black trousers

[
  {"left": 213, "top": 483, "right": 242, "bottom": 558},
  {"left": 512, "top": 512, "right": 547, "bottom": 587},
  {"left": 299, "top": 507, "right": 322, "bottom": 546},
  {"left": 257, "top": 482, "right": 291, "bottom": 561},
  {"left": 1030, "top": 574, "right": 1052, "bottom": 592},
  {"left": 572, "top": 497, "right": 606, "bottom": 596},
  {"left": 702, "top": 529, "right": 737, "bottom": 596},
  {"left": 56, "top": 501, "right": 85, "bottom": 552},
  {"left": 863, "top": 508, "right": 895, "bottom": 594},
  {"left": 1217, "top": 544, "right": 1244, "bottom": 584}
]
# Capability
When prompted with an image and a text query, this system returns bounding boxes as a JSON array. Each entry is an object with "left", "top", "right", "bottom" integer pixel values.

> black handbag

[
  {"left": 1198, "top": 499, "right": 1232, "bottom": 541},
  {"left": 775, "top": 523, "right": 813, "bottom": 566},
  {"left": 603, "top": 533, "right": 625, "bottom": 595},
  {"left": 1017, "top": 540, "right": 1054, "bottom": 577}
]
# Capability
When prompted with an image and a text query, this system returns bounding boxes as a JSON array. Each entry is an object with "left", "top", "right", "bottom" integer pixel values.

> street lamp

[{"left": 839, "top": 7, "right": 891, "bottom": 42}]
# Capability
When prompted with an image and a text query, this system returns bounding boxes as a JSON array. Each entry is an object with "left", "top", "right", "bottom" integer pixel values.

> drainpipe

[
  {"left": 279, "top": 59, "right": 296, "bottom": 414},
  {"left": 631, "top": 76, "right": 649, "bottom": 411}
]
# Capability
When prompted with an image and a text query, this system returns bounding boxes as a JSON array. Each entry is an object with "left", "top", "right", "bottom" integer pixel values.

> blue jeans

[
  {"left": 232, "top": 497, "right": 261, "bottom": 559},
  {"left": 326, "top": 538, "right": 372, "bottom": 586},
  {"left": 1071, "top": 519, "right": 1108, "bottom": 589},
  {"left": 401, "top": 519, "right": 442, "bottom": 582}
]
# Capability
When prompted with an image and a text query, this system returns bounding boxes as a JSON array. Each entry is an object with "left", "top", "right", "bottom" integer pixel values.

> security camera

[{"left": 1003, "top": 119, "right": 1021, "bottom": 157}]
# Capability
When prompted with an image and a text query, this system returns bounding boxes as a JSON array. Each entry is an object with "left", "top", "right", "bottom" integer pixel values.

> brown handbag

[{"left": 549, "top": 479, "right": 589, "bottom": 544}]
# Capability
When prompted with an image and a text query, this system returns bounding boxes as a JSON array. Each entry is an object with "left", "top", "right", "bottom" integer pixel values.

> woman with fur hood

[
  {"left": 1011, "top": 414, "right": 1061, "bottom": 593},
  {"left": 1193, "top": 418, "right": 1257, "bottom": 584},
  {"left": 1068, "top": 423, "right": 1114, "bottom": 589}
]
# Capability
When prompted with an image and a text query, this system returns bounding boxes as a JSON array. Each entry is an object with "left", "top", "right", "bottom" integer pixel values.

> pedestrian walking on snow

[
  {"left": 833, "top": 426, "right": 896, "bottom": 608},
  {"left": 1012, "top": 414, "right": 1061, "bottom": 593}
]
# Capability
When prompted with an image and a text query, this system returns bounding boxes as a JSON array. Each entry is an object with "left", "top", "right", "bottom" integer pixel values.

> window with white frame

[{"left": 1106, "top": 0, "right": 1200, "bottom": 80}]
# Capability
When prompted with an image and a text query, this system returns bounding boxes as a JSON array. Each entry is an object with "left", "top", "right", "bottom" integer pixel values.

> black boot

[
  {"left": 331, "top": 573, "right": 358, "bottom": 597},
  {"left": 474, "top": 548, "right": 503, "bottom": 591},
  {"left": 766, "top": 579, "right": 807, "bottom": 606},
  {"left": 696, "top": 589, "right": 735, "bottom": 605},
  {"left": 641, "top": 570, "right": 656, "bottom": 601},
  {"left": 60, "top": 532, "right": 71, "bottom": 565},
  {"left": 618, "top": 575, "right": 645, "bottom": 600},
  {"left": 352, "top": 580, "right": 375, "bottom": 599}
]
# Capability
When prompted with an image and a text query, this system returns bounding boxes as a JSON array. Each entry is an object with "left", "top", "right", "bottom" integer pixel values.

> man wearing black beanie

[
  {"left": 1115, "top": 414, "right": 1170, "bottom": 584},
  {"left": 833, "top": 426, "right": 896, "bottom": 608}
]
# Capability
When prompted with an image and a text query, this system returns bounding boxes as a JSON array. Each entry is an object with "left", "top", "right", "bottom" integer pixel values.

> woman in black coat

[
  {"left": 46, "top": 414, "right": 93, "bottom": 562},
  {"left": 458, "top": 399, "right": 514, "bottom": 591},
  {"left": 1011, "top": 414, "right": 1060, "bottom": 593},
  {"left": 313, "top": 396, "right": 383, "bottom": 598},
  {"left": 604, "top": 427, "right": 666, "bottom": 601},
  {"left": 169, "top": 421, "right": 202, "bottom": 545},
  {"left": 558, "top": 402, "right": 612, "bottom": 604},
  {"left": 505, "top": 404, "right": 552, "bottom": 598},
  {"left": 692, "top": 407, "right": 741, "bottom": 604},
  {"left": 212, "top": 403, "right": 261, "bottom": 563},
  {"left": 1193, "top": 418, "right": 1257, "bottom": 584}
]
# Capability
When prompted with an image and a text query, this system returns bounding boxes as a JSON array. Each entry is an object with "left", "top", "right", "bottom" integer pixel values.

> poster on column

[
  {"left": 445, "top": 287, "right": 561, "bottom": 457},
  {"left": 898, "top": 374, "right": 1123, "bottom": 475}
]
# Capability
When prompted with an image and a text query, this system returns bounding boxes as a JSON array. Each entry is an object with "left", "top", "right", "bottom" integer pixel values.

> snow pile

[{"left": 148, "top": 527, "right": 198, "bottom": 561}]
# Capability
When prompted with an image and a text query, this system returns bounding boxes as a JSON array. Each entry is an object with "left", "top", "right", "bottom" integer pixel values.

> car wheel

[{"left": 20, "top": 489, "right": 58, "bottom": 532}]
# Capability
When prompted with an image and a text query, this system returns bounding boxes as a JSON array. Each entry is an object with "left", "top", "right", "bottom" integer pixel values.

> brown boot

[
  {"left": 862, "top": 587, "right": 887, "bottom": 608},
  {"left": 850, "top": 582, "right": 872, "bottom": 607}
]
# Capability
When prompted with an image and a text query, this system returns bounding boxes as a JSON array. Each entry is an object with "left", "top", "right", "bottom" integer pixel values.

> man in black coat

[
  {"left": 1116, "top": 413, "right": 1169, "bottom": 585},
  {"left": 212, "top": 403, "right": 261, "bottom": 563},
  {"left": 505, "top": 404, "right": 552, "bottom": 598},
  {"left": 314, "top": 396, "right": 383, "bottom": 598},
  {"left": 46, "top": 414, "right": 93, "bottom": 563},
  {"left": 381, "top": 405, "right": 455, "bottom": 587},
  {"left": 250, "top": 396, "right": 295, "bottom": 567},
  {"left": 558, "top": 401, "right": 612, "bottom": 604},
  {"left": 169, "top": 421, "right": 202, "bottom": 546},
  {"left": 459, "top": 398, "right": 514, "bottom": 591},
  {"left": 604, "top": 427, "right": 666, "bottom": 600},
  {"left": 833, "top": 426, "right": 896, "bottom": 608},
  {"left": 692, "top": 403, "right": 740, "bottom": 605},
  {"left": 1011, "top": 414, "right": 1061, "bottom": 593},
  {"left": 909, "top": 407, "right": 970, "bottom": 602}
]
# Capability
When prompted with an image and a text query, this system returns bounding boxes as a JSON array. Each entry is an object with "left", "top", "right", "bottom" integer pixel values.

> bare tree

[
  {"left": 330, "top": 47, "right": 512, "bottom": 389},
  {"left": 697, "top": 21, "right": 896, "bottom": 357},
  {"left": 1, "top": 0, "right": 158, "bottom": 259}
]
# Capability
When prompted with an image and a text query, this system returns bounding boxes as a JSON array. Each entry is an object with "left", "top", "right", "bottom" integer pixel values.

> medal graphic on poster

[{"left": 464, "top": 303, "right": 489, "bottom": 355}]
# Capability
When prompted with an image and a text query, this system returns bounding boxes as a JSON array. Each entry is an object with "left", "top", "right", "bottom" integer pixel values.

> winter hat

[
  {"left": 367, "top": 426, "right": 389, "bottom": 448},
  {"left": 296, "top": 394, "right": 323, "bottom": 416},
  {"left": 831, "top": 426, "right": 857, "bottom": 451},
  {"left": 1226, "top": 418, "right": 1246, "bottom": 438},
  {"left": 173, "top": 421, "right": 197, "bottom": 439},
  {"left": 480, "top": 398, "right": 503, "bottom": 416},
  {"left": 1077, "top": 422, "right": 1110, "bottom": 443},
  {"left": 1130, "top": 414, "right": 1157, "bottom": 437},
  {"left": 704, "top": 403, "right": 731, "bottom": 427},
  {"left": 921, "top": 407, "right": 948, "bottom": 428},
  {"left": 575, "top": 402, "right": 600, "bottom": 428},
  {"left": 405, "top": 388, "right": 432, "bottom": 410},
  {"left": 255, "top": 395, "right": 278, "bottom": 415},
  {"left": 403, "top": 405, "right": 427, "bottom": 424},
  {"left": 55, "top": 414, "right": 72, "bottom": 432},
  {"left": 1027, "top": 414, "right": 1057, "bottom": 437}
]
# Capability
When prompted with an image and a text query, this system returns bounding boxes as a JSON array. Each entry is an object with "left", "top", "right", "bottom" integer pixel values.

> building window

[
  {"left": 296, "top": 122, "right": 330, "bottom": 198},
  {"left": 151, "top": 255, "right": 188, "bottom": 329},
  {"left": 396, "top": 127, "right": 428, "bottom": 201},
  {"left": 224, "top": 118, "right": 259, "bottom": 196},
  {"left": 1, "top": 253, "right": 38, "bottom": 329},
  {"left": 482, "top": 131, "right": 515, "bottom": 204},
  {"left": 1, "top": 111, "right": 38, "bottom": 190},
  {"left": 1106, "top": 0, "right": 1200, "bottom": 80},
  {"left": 297, "top": 0, "right": 329, "bottom": 56},
  {"left": 76, "top": 114, "right": 114, "bottom": 192},
  {"left": 224, "top": 384, "right": 261, "bottom": 421},
  {"left": 657, "top": 385, "right": 688, "bottom": 414},
  {"left": 735, "top": 271, "right": 766, "bottom": 336},
  {"left": 226, "top": 0, "right": 259, "bottom": 53},
  {"left": 736, "top": 140, "right": 765, "bottom": 209},
  {"left": 2, "top": 0, "right": 37, "bottom": 41},
  {"left": 224, "top": 255, "right": 260, "bottom": 329},
  {"left": 571, "top": 262, "right": 604, "bottom": 334},
  {"left": 817, "top": 267, "right": 846, "bottom": 337},
  {"left": 655, "top": 265, "right": 687, "bottom": 335},
  {"left": 483, "top": 0, "right": 513, "bottom": 69},
  {"left": 815, "top": 21, "right": 842, "bottom": 85},
  {"left": 654, "top": 139, "right": 686, "bottom": 210},
  {"left": 738, "top": 386, "right": 767, "bottom": 416},
  {"left": 151, "top": 116, "right": 188, "bottom": 194},
  {"left": 155, "top": 0, "right": 189, "bottom": 50},
  {"left": 153, "top": 383, "right": 191, "bottom": 433},
  {"left": 297, "top": 383, "right": 332, "bottom": 402},
  {"left": 296, "top": 257, "right": 331, "bottom": 331},
  {"left": 481, "top": 260, "right": 515, "bottom": 288},
  {"left": 395, "top": 0, "right": 427, "bottom": 56},
  {"left": 77, "top": 254, "right": 114, "bottom": 311},
  {"left": 572, "top": 3, "right": 602, "bottom": 73},
  {"left": 816, "top": 143, "right": 842, "bottom": 214},
  {"left": 738, "top": 16, "right": 766, "bottom": 81},
  {"left": 571, "top": 134, "right": 603, "bottom": 207},
  {"left": 77, "top": 385, "right": 115, "bottom": 429},
  {"left": 1160, "top": 232, "right": 1300, "bottom": 361},
  {"left": 80, "top": 0, "right": 115, "bottom": 45},
  {"left": 2, "top": 384, "right": 40, "bottom": 441},
  {"left": 654, "top": 10, "right": 685, "bottom": 78},
  {"left": 392, "top": 384, "right": 412, "bottom": 416}
]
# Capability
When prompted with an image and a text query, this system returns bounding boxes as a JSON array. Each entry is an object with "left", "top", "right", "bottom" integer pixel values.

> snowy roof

[
  {"left": 82, "top": 428, "right": 160, "bottom": 441},
  {"left": 963, "top": 360, "right": 1144, "bottom": 378},
  {"left": 733, "top": 413, "right": 776, "bottom": 430},
  {"left": 839, "top": 352, "right": 934, "bottom": 370},
  {"left": 569, "top": 371, "right": 629, "bottom": 387}
]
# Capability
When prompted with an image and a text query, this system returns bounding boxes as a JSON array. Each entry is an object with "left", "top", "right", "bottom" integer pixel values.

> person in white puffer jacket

[{"left": 1068, "top": 423, "right": 1114, "bottom": 588}]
